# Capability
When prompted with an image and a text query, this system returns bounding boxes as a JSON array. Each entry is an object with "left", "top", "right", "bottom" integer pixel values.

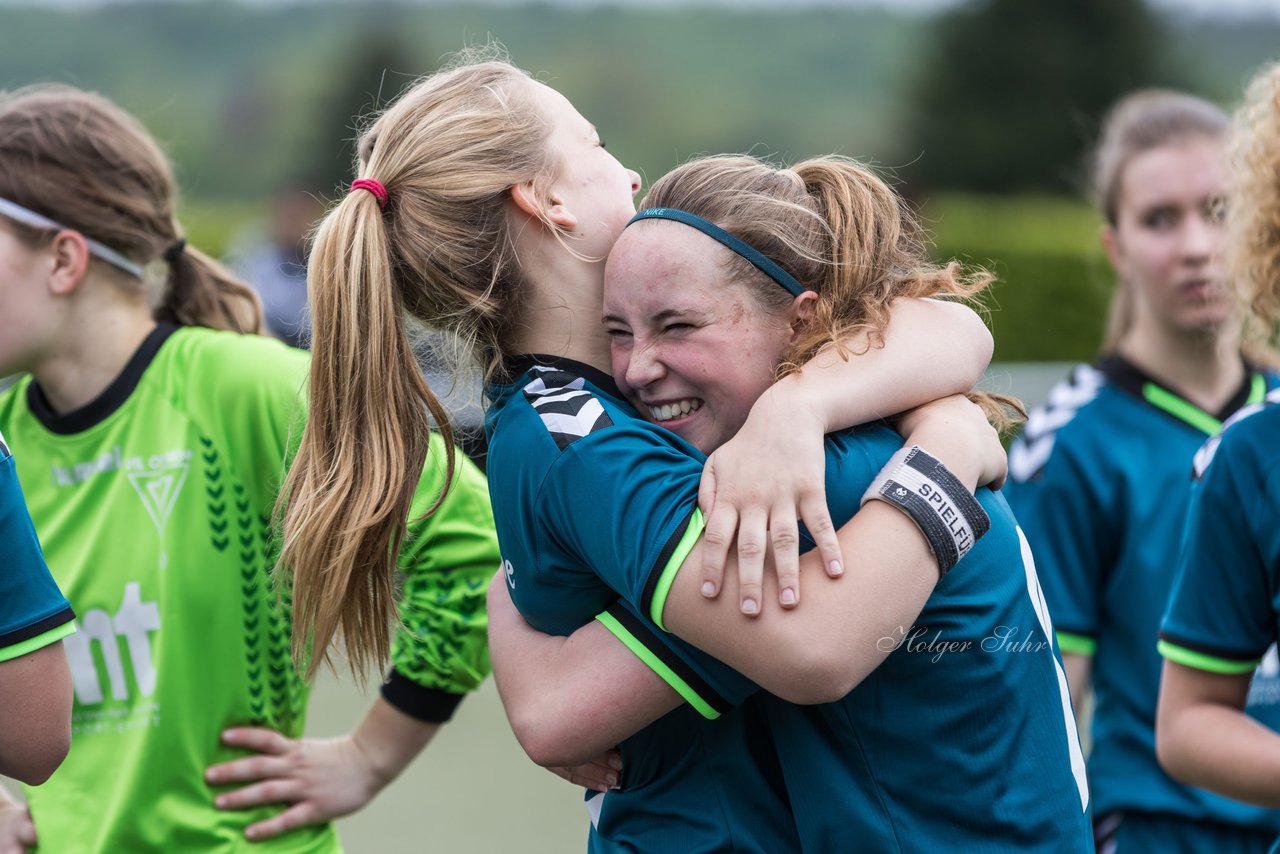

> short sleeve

[
  {"left": 0, "top": 446, "right": 75, "bottom": 662},
  {"left": 1160, "top": 427, "right": 1280, "bottom": 674},
  {"left": 384, "top": 436, "right": 499, "bottom": 723},
  {"left": 536, "top": 421, "right": 705, "bottom": 622},
  {"left": 595, "top": 597, "right": 759, "bottom": 720},
  {"left": 1005, "top": 433, "right": 1118, "bottom": 656}
]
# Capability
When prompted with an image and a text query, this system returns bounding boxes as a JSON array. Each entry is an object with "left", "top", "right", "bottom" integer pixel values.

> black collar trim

[
  {"left": 27, "top": 324, "right": 178, "bottom": 435},
  {"left": 1097, "top": 353, "right": 1260, "bottom": 424},
  {"left": 501, "top": 354, "right": 624, "bottom": 400}
]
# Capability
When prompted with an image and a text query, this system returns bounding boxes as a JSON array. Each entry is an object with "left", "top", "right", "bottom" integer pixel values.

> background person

[
  {"left": 1156, "top": 60, "right": 1280, "bottom": 817},
  {"left": 226, "top": 187, "right": 322, "bottom": 350},
  {"left": 1005, "top": 89, "right": 1280, "bottom": 853},
  {"left": 0, "top": 83, "right": 495, "bottom": 852},
  {"left": 0, "top": 428, "right": 73, "bottom": 795}
]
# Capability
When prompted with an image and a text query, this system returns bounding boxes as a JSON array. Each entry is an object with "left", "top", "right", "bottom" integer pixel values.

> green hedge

[{"left": 923, "top": 194, "right": 1113, "bottom": 362}]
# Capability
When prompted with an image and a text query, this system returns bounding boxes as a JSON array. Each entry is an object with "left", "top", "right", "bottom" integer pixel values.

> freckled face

[
  {"left": 603, "top": 221, "right": 793, "bottom": 454},
  {"left": 1107, "top": 137, "right": 1234, "bottom": 335}
]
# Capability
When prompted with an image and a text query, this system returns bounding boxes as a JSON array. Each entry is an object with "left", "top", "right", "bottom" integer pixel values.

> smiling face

[
  {"left": 603, "top": 221, "right": 800, "bottom": 454},
  {"left": 1104, "top": 135, "right": 1234, "bottom": 337},
  {"left": 529, "top": 81, "right": 642, "bottom": 262}
]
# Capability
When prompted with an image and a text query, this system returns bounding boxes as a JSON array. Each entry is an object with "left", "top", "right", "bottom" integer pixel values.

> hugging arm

[
  {"left": 492, "top": 397, "right": 1002, "bottom": 763},
  {"left": 488, "top": 574, "right": 683, "bottom": 769},
  {"left": 701, "top": 297, "right": 992, "bottom": 612}
]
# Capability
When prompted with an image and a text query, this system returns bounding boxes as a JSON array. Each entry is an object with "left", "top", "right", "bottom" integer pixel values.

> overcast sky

[{"left": 1, "top": 0, "right": 1277, "bottom": 18}]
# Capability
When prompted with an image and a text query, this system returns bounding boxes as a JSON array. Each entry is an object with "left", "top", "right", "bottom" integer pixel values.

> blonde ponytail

[
  {"left": 278, "top": 53, "right": 557, "bottom": 677},
  {"left": 278, "top": 190, "right": 455, "bottom": 679}
]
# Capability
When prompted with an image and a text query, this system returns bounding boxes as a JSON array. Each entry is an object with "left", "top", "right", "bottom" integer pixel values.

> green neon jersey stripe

[
  {"left": 1055, "top": 631, "right": 1097, "bottom": 657},
  {"left": 1142, "top": 383, "right": 1222, "bottom": 435},
  {"left": 596, "top": 610, "right": 720, "bottom": 719},
  {"left": 1157, "top": 639, "right": 1260, "bottom": 675},
  {"left": 650, "top": 507, "right": 706, "bottom": 632},
  {"left": 0, "top": 620, "right": 76, "bottom": 663},
  {"left": 1248, "top": 373, "right": 1267, "bottom": 405}
]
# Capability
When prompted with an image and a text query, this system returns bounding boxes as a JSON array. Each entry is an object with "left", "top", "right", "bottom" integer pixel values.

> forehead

[
  {"left": 605, "top": 222, "right": 732, "bottom": 307},
  {"left": 1119, "top": 137, "right": 1225, "bottom": 209}
]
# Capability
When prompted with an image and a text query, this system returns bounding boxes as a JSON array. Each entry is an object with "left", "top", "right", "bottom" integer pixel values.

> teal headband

[{"left": 627, "top": 208, "right": 809, "bottom": 297}]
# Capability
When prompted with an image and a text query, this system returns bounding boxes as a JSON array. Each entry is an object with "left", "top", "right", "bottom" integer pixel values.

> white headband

[{"left": 0, "top": 197, "right": 143, "bottom": 278}]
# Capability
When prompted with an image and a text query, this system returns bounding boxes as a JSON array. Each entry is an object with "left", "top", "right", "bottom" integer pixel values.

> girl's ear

[
  {"left": 509, "top": 181, "right": 578, "bottom": 231},
  {"left": 46, "top": 230, "right": 91, "bottom": 296},
  {"left": 788, "top": 290, "right": 818, "bottom": 337}
]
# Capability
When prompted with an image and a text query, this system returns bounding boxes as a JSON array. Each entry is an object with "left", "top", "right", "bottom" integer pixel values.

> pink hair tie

[{"left": 350, "top": 178, "right": 389, "bottom": 210}]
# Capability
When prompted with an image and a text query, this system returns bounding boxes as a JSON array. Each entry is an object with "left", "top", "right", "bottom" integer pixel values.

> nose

[
  {"left": 627, "top": 169, "right": 642, "bottom": 197},
  {"left": 624, "top": 339, "right": 665, "bottom": 391},
  {"left": 1181, "top": 212, "right": 1219, "bottom": 264}
]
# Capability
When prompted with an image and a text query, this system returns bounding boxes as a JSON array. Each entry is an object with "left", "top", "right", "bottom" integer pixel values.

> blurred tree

[
  {"left": 903, "top": 0, "right": 1166, "bottom": 193},
  {"left": 300, "top": 23, "right": 425, "bottom": 199}
]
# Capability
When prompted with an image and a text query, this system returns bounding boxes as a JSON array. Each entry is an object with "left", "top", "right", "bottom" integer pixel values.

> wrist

[
  {"left": 861, "top": 445, "right": 989, "bottom": 574},
  {"left": 902, "top": 426, "right": 981, "bottom": 488},
  {"left": 349, "top": 732, "right": 398, "bottom": 794}
]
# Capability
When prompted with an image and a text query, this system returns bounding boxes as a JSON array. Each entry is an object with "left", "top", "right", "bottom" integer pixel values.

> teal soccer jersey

[
  {"left": 0, "top": 431, "right": 75, "bottom": 661},
  {"left": 1161, "top": 390, "right": 1280, "bottom": 685},
  {"left": 485, "top": 356, "right": 798, "bottom": 854},
  {"left": 0, "top": 325, "right": 494, "bottom": 852},
  {"left": 749, "top": 425, "right": 1093, "bottom": 853},
  {"left": 1006, "top": 356, "right": 1280, "bottom": 833}
]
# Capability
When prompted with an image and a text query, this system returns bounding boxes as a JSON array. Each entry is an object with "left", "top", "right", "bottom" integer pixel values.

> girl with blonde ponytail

[
  {"left": 0, "top": 83, "right": 496, "bottom": 851},
  {"left": 486, "top": 152, "right": 1092, "bottom": 851},
  {"left": 286, "top": 48, "right": 1010, "bottom": 848}
]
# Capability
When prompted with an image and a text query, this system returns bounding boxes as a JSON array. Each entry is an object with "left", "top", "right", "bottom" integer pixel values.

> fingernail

[
  {"left": 829, "top": 560, "right": 844, "bottom": 577},
  {"left": 206, "top": 770, "right": 219, "bottom": 783},
  {"left": 215, "top": 796, "right": 227, "bottom": 809},
  {"left": 741, "top": 598, "right": 759, "bottom": 615},
  {"left": 780, "top": 588, "right": 796, "bottom": 606},
  {"left": 701, "top": 581, "right": 717, "bottom": 598},
  {"left": 609, "top": 757, "right": 623, "bottom": 771},
  {"left": 606, "top": 773, "right": 619, "bottom": 788}
]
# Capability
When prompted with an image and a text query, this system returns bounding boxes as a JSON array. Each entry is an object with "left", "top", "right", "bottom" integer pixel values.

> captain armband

[{"left": 860, "top": 445, "right": 990, "bottom": 575}]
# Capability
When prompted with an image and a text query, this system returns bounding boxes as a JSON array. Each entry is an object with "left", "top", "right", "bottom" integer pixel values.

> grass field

[{"left": 307, "top": 673, "right": 588, "bottom": 853}]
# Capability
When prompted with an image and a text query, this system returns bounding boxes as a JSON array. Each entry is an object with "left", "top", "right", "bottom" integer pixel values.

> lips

[
  {"left": 647, "top": 398, "right": 703, "bottom": 422},
  {"left": 1180, "top": 279, "right": 1220, "bottom": 300}
]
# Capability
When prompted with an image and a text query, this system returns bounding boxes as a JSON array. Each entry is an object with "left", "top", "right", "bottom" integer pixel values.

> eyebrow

[{"left": 602, "top": 307, "right": 700, "bottom": 326}]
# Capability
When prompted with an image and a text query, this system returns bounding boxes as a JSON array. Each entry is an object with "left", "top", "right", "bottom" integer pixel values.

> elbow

[
  {"left": 760, "top": 643, "right": 863, "bottom": 705},
  {"left": 1154, "top": 698, "right": 1199, "bottom": 788},
  {"left": 2, "top": 730, "right": 71, "bottom": 786},
  {"left": 1154, "top": 729, "right": 1192, "bottom": 787},
  {"left": 507, "top": 704, "right": 593, "bottom": 768}
]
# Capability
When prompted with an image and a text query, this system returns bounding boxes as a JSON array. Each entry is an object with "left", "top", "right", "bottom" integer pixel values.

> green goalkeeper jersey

[{"left": 0, "top": 325, "right": 495, "bottom": 852}]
